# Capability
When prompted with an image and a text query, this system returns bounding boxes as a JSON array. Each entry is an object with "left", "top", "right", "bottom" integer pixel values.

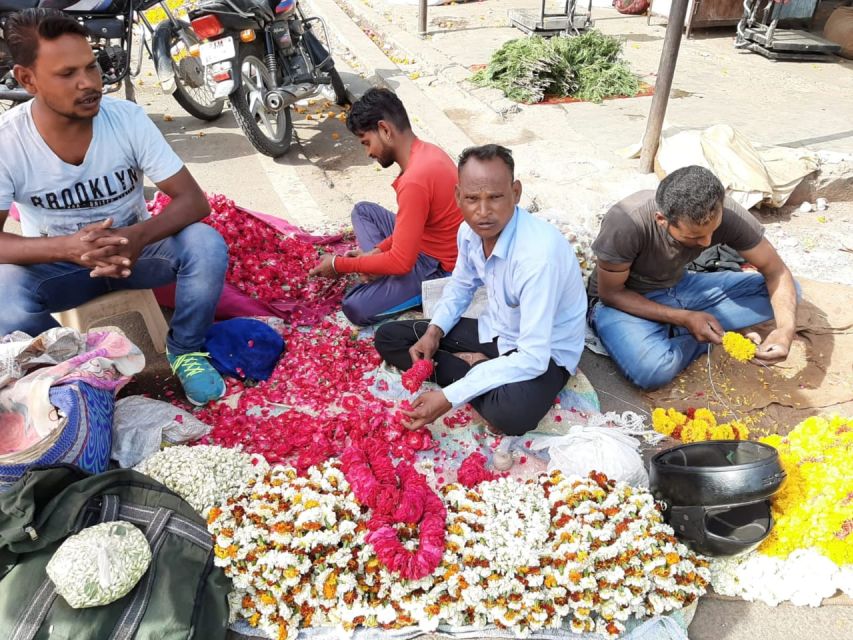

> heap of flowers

[
  {"left": 195, "top": 321, "right": 435, "bottom": 472},
  {"left": 135, "top": 445, "right": 268, "bottom": 516},
  {"left": 708, "top": 415, "right": 853, "bottom": 606},
  {"left": 209, "top": 465, "right": 710, "bottom": 640},
  {"left": 148, "top": 193, "right": 353, "bottom": 324},
  {"left": 759, "top": 415, "right": 853, "bottom": 565},
  {"left": 722, "top": 331, "right": 757, "bottom": 362},
  {"left": 651, "top": 407, "right": 749, "bottom": 442}
]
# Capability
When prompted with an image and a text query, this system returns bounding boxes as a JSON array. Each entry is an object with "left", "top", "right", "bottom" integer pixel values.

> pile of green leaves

[{"left": 472, "top": 31, "right": 641, "bottom": 104}]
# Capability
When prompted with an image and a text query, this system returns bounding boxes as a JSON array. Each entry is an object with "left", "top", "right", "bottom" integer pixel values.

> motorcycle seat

[
  {"left": 196, "top": 0, "right": 273, "bottom": 16},
  {"left": 0, "top": 0, "right": 39, "bottom": 11}
]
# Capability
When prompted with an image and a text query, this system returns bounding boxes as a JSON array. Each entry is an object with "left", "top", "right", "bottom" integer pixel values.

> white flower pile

[
  {"left": 210, "top": 466, "right": 709, "bottom": 640},
  {"left": 710, "top": 549, "right": 853, "bottom": 607},
  {"left": 135, "top": 445, "right": 268, "bottom": 516}
]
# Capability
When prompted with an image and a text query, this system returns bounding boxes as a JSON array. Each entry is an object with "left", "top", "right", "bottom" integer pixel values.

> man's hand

[
  {"left": 409, "top": 324, "right": 442, "bottom": 363},
  {"left": 65, "top": 219, "right": 127, "bottom": 267},
  {"left": 309, "top": 254, "right": 339, "bottom": 279},
  {"left": 344, "top": 247, "right": 382, "bottom": 258},
  {"left": 402, "top": 390, "right": 451, "bottom": 430},
  {"left": 81, "top": 225, "right": 146, "bottom": 279},
  {"left": 358, "top": 272, "right": 378, "bottom": 284},
  {"left": 753, "top": 328, "right": 794, "bottom": 365},
  {"left": 680, "top": 311, "right": 724, "bottom": 344}
]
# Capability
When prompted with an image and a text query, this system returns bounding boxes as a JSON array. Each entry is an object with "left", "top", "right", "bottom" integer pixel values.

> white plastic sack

[
  {"left": 527, "top": 425, "right": 649, "bottom": 487},
  {"left": 111, "top": 396, "right": 211, "bottom": 468},
  {"left": 47, "top": 521, "right": 151, "bottom": 609}
]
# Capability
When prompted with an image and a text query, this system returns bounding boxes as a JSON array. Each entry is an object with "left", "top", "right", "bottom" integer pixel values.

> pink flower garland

[
  {"left": 341, "top": 438, "right": 446, "bottom": 580},
  {"left": 401, "top": 359, "right": 434, "bottom": 393},
  {"left": 456, "top": 452, "right": 497, "bottom": 488}
]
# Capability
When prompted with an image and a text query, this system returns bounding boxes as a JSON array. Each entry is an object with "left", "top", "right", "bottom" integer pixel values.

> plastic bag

[
  {"left": 111, "top": 396, "right": 211, "bottom": 468},
  {"left": 527, "top": 425, "right": 649, "bottom": 487},
  {"left": 47, "top": 521, "right": 151, "bottom": 609}
]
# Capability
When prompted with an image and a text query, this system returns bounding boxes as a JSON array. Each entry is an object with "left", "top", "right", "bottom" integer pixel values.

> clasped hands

[
  {"left": 69, "top": 218, "right": 143, "bottom": 279},
  {"left": 680, "top": 310, "right": 793, "bottom": 365}
]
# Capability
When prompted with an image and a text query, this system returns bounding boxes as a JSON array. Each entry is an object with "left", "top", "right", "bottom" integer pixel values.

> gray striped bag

[{"left": 0, "top": 465, "right": 230, "bottom": 640}]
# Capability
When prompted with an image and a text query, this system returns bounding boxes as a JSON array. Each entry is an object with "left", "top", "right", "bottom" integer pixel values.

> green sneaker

[{"left": 167, "top": 351, "right": 226, "bottom": 406}]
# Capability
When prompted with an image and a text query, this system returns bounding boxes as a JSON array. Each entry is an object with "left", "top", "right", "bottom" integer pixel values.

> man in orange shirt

[{"left": 309, "top": 88, "right": 462, "bottom": 325}]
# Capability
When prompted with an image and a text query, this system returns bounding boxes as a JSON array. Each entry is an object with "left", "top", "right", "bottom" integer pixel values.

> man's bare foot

[
  {"left": 470, "top": 406, "right": 503, "bottom": 437},
  {"left": 454, "top": 352, "right": 490, "bottom": 367}
]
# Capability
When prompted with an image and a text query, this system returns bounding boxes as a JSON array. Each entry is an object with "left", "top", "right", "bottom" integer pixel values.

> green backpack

[{"left": 0, "top": 465, "right": 231, "bottom": 640}]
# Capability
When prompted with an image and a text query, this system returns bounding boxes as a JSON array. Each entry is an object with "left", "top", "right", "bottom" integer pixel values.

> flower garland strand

[
  {"left": 722, "top": 331, "right": 757, "bottom": 362},
  {"left": 341, "top": 438, "right": 446, "bottom": 581},
  {"left": 652, "top": 406, "right": 749, "bottom": 442},
  {"left": 401, "top": 360, "right": 434, "bottom": 393}
]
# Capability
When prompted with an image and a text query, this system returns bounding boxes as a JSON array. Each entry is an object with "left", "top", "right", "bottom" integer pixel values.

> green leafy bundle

[{"left": 472, "top": 31, "right": 641, "bottom": 104}]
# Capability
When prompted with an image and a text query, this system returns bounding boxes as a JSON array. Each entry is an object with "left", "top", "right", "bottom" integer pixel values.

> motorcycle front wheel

[
  {"left": 229, "top": 46, "right": 293, "bottom": 158},
  {"left": 170, "top": 26, "right": 224, "bottom": 121}
]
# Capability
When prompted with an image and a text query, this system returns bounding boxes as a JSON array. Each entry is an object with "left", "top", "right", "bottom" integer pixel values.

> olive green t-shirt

[{"left": 587, "top": 190, "right": 765, "bottom": 297}]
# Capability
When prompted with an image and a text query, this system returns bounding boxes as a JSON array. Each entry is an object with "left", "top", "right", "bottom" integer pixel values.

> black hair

[
  {"left": 346, "top": 87, "right": 412, "bottom": 135},
  {"left": 5, "top": 8, "right": 89, "bottom": 68},
  {"left": 655, "top": 165, "right": 726, "bottom": 225},
  {"left": 457, "top": 144, "right": 515, "bottom": 181}
]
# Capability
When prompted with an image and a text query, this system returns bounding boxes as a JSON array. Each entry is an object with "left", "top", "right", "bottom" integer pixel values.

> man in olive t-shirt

[{"left": 588, "top": 165, "right": 798, "bottom": 390}]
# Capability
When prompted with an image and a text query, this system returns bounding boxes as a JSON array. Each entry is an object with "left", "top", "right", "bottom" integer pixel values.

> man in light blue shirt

[{"left": 374, "top": 144, "right": 587, "bottom": 436}]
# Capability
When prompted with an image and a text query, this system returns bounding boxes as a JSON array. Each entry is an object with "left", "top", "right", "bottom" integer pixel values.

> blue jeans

[
  {"left": 0, "top": 223, "right": 228, "bottom": 355},
  {"left": 342, "top": 202, "right": 449, "bottom": 326},
  {"left": 591, "top": 271, "right": 780, "bottom": 391}
]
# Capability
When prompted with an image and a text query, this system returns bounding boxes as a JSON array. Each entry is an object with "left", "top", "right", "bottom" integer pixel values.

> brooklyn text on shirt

[{"left": 29, "top": 167, "right": 140, "bottom": 210}]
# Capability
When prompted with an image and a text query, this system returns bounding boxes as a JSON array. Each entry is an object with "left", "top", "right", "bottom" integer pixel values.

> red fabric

[
  {"left": 334, "top": 139, "right": 462, "bottom": 276},
  {"left": 154, "top": 204, "right": 351, "bottom": 321}
]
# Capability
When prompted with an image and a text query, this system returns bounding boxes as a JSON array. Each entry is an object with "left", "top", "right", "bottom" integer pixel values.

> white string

[{"left": 706, "top": 344, "right": 743, "bottom": 422}]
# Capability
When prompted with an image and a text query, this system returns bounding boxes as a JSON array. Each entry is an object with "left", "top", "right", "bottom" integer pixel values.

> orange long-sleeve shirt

[{"left": 334, "top": 138, "right": 462, "bottom": 276}]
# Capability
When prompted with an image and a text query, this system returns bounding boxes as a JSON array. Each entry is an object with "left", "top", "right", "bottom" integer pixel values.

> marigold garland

[
  {"left": 651, "top": 407, "right": 749, "bottom": 443},
  {"left": 722, "top": 331, "right": 757, "bottom": 362},
  {"left": 759, "top": 415, "right": 853, "bottom": 565}
]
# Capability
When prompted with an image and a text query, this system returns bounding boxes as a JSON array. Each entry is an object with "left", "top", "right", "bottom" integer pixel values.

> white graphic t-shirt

[{"left": 0, "top": 96, "right": 183, "bottom": 237}]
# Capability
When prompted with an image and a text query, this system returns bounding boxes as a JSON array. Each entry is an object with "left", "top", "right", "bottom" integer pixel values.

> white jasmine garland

[
  {"left": 135, "top": 445, "right": 268, "bottom": 516},
  {"left": 710, "top": 549, "right": 853, "bottom": 607}
]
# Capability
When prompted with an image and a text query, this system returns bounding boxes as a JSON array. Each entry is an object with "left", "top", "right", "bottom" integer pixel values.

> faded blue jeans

[
  {"left": 591, "top": 270, "right": 785, "bottom": 391},
  {"left": 0, "top": 223, "right": 228, "bottom": 355}
]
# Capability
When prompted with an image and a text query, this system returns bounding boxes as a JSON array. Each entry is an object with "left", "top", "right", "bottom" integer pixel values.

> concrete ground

[{"left": 7, "top": 1, "right": 847, "bottom": 637}]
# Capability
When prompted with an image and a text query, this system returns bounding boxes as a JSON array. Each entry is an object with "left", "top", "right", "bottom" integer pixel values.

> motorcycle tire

[
  {"left": 229, "top": 44, "right": 293, "bottom": 158},
  {"left": 328, "top": 68, "right": 350, "bottom": 106},
  {"left": 169, "top": 25, "right": 224, "bottom": 121}
]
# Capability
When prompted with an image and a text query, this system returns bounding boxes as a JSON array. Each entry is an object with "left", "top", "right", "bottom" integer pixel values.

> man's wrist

[{"left": 426, "top": 323, "right": 445, "bottom": 339}]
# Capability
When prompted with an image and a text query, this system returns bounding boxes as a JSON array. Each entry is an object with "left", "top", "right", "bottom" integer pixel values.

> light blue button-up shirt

[{"left": 430, "top": 207, "right": 587, "bottom": 407}]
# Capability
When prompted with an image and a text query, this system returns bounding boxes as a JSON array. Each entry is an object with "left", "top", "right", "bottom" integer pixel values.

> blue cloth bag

[{"left": 204, "top": 318, "right": 285, "bottom": 382}]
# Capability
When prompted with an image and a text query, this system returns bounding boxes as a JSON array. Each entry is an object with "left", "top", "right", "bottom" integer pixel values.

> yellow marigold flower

[
  {"left": 667, "top": 408, "right": 689, "bottom": 426},
  {"left": 691, "top": 418, "right": 712, "bottom": 440},
  {"left": 680, "top": 421, "right": 707, "bottom": 443},
  {"left": 710, "top": 423, "right": 735, "bottom": 440},
  {"left": 722, "top": 331, "right": 757, "bottom": 362},
  {"left": 693, "top": 408, "right": 717, "bottom": 428},
  {"left": 728, "top": 420, "right": 750, "bottom": 440}
]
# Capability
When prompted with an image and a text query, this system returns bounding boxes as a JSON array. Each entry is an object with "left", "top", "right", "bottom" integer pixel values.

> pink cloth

[
  {"left": 155, "top": 205, "right": 352, "bottom": 322},
  {"left": 9, "top": 204, "right": 20, "bottom": 221},
  {"left": 0, "top": 330, "right": 143, "bottom": 456}
]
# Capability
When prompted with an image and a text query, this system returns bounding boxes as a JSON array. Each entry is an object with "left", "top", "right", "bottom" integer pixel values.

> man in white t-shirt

[{"left": 0, "top": 9, "right": 228, "bottom": 406}]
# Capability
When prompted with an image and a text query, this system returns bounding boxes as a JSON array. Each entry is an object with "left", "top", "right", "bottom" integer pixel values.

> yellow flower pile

[
  {"left": 722, "top": 331, "right": 757, "bottom": 362},
  {"left": 652, "top": 407, "right": 749, "bottom": 443},
  {"left": 759, "top": 416, "right": 853, "bottom": 566}
]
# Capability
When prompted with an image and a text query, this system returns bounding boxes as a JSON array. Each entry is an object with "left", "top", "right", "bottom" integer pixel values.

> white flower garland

[
  {"left": 135, "top": 445, "right": 268, "bottom": 516},
  {"left": 208, "top": 466, "right": 709, "bottom": 640},
  {"left": 710, "top": 549, "right": 853, "bottom": 607}
]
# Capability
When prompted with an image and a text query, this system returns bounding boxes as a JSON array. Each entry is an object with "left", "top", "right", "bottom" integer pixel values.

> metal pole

[
  {"left": 638, "top": 0, "right": 690, "bottom": 174},
  {"left": 418, "top": 0, "right": 427, "bottom": 37}
]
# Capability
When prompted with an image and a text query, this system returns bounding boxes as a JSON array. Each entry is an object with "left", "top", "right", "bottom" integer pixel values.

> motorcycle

[
  {"left": 0, "top": 0, "right": 224, "bottom": 121},
  {"left": 188, "top": 0, "right": 349, "bottom": 157}
]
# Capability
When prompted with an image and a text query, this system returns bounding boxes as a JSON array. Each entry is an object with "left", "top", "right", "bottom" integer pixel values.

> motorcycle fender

[{"left": 151, "top": 22, "right": 177, "bottom": 95}]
